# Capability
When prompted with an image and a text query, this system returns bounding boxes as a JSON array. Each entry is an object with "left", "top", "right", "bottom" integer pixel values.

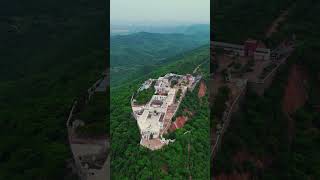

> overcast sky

[{"left": 111, "top": 0, "right": 210, "bottom": 25}]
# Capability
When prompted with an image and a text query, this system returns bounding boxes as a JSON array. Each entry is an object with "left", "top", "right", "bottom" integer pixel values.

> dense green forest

[
  {"left": 213, "top": 0, "right": 294, "bottom": 44},
  {"left": 110, "top": 32, "right": 209, "bottom": 87},
  {"left": 111, "top": 45, "right": 210, "bottom": 179},
  {"left": 75, "top": 92, "right": 108, "bottom": 137},
  {"left": 214, "top": 62, "right": 293, "bottom": 179},
  {"left": 213, "top": 0, "right": 320, "bottom": 179},
  {"left": 0, "top": 0, "right": 106, "bottom": 179},
  {"left": 275, "top": 0, "right": 320, "bottom": 178},
  {"left": 214, "top": 52, "right": 319, "bottom": 179}
]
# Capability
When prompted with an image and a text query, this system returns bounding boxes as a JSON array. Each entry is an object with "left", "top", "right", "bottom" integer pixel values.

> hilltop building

[
  {"left": 131, "top": 73, "right": 200, "bottom": 150},
  {"left": 212, "top": 39, "right": 271, "bottom": 60}
]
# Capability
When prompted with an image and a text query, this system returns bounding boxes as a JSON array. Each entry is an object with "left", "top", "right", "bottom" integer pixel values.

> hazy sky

[{"left": 111, "top": 0, "right": 210, "bottom": 25}]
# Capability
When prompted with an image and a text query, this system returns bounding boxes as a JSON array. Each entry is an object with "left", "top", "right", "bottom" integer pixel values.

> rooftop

[{"left": 131, "top": 73, "right": 198, "bottom": 150}]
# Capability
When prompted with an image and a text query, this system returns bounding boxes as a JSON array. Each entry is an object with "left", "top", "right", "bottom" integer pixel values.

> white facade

[
  {"left": 166, "top": 89, "right": 176, "bottom": 105},
  {"left": 131, "top": 73, "right": 197, "bottom": 150},
  {"left": 137, "top": 110, "right": 161, "bottom": 139},
  {"left": 213, "top": 41, "right": 271, "bottom": 60},
  {"left": 139, "top": 79, "right": 154, "bottom": 91},
  {"left": 254, "top": 48, "right": 271, "bottom": 60}
]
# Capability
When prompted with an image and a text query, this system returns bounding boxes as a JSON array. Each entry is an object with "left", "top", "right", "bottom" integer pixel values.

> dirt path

[
  {"left": 193, "top": 60, "right": 209, "bottom": 74},
  {"left": 266, "top": 9, "right": 290, "bottom": 38}
]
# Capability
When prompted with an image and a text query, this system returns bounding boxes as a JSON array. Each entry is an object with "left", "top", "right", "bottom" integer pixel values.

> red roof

[
  {"left": 245, "top": 38, "right": 257, "bottom": 44},
  {"left": 169, "top": 116, "right": 188, "bottom": 132}
]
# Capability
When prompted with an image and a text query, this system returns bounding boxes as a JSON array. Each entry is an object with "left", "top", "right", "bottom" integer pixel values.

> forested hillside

[
  {"left": 213, "top": 0, "right": 294, "bottom": 44},
  {"left": 273, "top": 0, "right": 320, "bottom": 178},
  {"left": 111, "top": 45, "right": 210, "bottom": 179},
  {"left": 110, "top": 31, "right": 209, "bottom": 86},
  {"left": 0, "top": 0, "right": 106, "bottom": 179},
  {"left": 213, "top": 0, "right": 320, "bottom": 179},
  {"left": 214, "top": 61, "right": 293, "bottom": 179}
]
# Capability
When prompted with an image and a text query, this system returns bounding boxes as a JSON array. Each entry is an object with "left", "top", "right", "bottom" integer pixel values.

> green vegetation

[
  {"left": 197, "top": 60, "right": 211, "bottom": 79},
  {"left": 175, "top": 89, "right": 182, "bottom": 102},
  {"left": 76, "top": 93, "right": 107, "bottom": 124},
  {"left": 0, "top": 0, "right": 106, "bottom": 179},
  {"left": 74, "top": 92, "right": 107, "bottom": 137},
  {"left": 76, "top": 122, "right": 107, "bottom": 138},
  {"left": 211, "top": 57, "right": 219, "bottom": 74},
  {"left": 163, "top": 131, "right": 176, "bottom": 140},
  {"left": 111, "top": 46, "right": 210, "bottom": 179},
  {"left": 110, "top": 32, "right": 209, "bottom": 87},
  {"left": 273, "top": 1, "right": 320, "bottom": 178},
  {"left": 135, "top": 88, "right": 155, "bottom": 105},
  {"left": 289, "top": 106, "right": 320, "bottom": 179},
  {"left": 170, "top": 79, "right": 178, "bottom": 88},
  {"left": 213, "top": 0, "right": 320, "bottom": 178},
  {"left": 212, "top": 86, "right": 231, "bottom": 120},
  {"left": 213, "top": 0, "right": 294, "bottom": 45},
  {"left": 113, "top": 45, "right": 209, "bottom": 91},
  {"left": 212, "top": 0, "right": 320, "bottom": 178},
  {"left": 175, "top": 80, "right": 208, "bottom": 119},
  {"left": 214, "top": 62, "right": 291, "bottom": 179}
]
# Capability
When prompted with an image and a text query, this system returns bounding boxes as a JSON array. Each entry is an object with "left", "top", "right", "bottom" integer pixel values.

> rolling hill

[
  {"left": 110, "top": 31, "right": 209, "bottom": 86},
  {"left": 212, "top": 0, "right": 320, "bottom": 179},
  {"left": 111, "top": 45, "right": 210, "bottom": 179},
  {"left": 110, "top": 24, "right": 210, "bottom": 36}
]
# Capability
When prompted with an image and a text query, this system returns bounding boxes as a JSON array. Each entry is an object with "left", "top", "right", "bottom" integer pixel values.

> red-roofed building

[{"left": 244, "top": 39, "right": 258, "bottom": 57}]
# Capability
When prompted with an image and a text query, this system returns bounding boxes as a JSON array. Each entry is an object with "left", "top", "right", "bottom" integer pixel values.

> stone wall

[{"left": 66, "top": 101, "right": 89, "bottom": 180}]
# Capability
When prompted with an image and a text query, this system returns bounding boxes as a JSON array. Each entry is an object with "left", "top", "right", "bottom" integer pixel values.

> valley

[
  {"left": 111, "top": 45, "right": 210, "bottom": 179},
  {"left": 110, "top": 27, "right": 209, "bottom": 87}
]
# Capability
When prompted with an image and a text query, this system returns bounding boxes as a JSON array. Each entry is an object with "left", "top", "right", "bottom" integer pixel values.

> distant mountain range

[
  {"left": 110, "top": 24, "right": 209, "bottom": 36},
  {"left": 110, "top": 30, "right": 209, "bottom": 86}
]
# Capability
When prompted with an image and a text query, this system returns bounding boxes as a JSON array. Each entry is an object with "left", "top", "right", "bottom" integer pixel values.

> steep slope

[
  {"left": 111, "top": 45, "right": 210, "bottom": 179},
  {"left": 213, "top": 0, "right": 320, "bottom": 179},
  {"left": 0, "top": 0, "right": 106, "bottom": 179}
]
